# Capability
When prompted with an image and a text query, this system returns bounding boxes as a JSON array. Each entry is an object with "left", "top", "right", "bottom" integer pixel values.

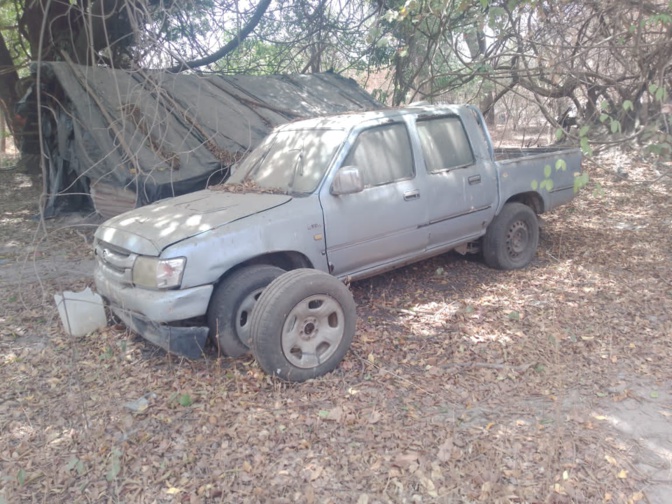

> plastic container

[{"left": 54, "top": 287, "right": 107, "bottom": 336}]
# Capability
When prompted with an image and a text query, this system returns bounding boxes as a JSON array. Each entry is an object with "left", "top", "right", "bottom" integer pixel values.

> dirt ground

[{"left": 1, "top": 154, "right": 671, "bottom": 504}]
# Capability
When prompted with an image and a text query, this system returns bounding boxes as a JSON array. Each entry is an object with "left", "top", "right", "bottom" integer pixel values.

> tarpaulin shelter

[{"left": 24, "top": 62, "right": 382, "bottom": 218}]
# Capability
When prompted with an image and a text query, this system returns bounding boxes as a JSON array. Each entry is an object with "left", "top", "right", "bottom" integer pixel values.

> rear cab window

[{"left": 416, "top": 116, "right": 475, "bottom": 173}]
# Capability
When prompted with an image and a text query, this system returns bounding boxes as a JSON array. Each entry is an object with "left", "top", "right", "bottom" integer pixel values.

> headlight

[{"left": 132, "top": 256, "right": 186, "bottom": 289}]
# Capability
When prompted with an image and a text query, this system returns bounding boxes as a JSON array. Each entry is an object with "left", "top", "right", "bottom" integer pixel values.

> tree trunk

[
  {"left": 0, "top": 110, "right": 6, "bottom": 153},
  {"left": 480, "top": 90, "right": 496, "bottom": 128},
  {"left": 0, "top": 32, "right": 20, "bottom": 139}
]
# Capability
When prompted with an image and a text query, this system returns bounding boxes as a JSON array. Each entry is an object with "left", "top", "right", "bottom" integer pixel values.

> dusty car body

[{"left": 93, "top": 104, "right": 582, "bottom": 359}]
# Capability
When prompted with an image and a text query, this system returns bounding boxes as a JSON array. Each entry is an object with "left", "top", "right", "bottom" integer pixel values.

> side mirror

[{"left": 331, "top": 166, "right": 364, "bottom": 195}]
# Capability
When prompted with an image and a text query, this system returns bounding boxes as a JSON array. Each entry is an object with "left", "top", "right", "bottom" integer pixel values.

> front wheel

[
  {"left": 250, "top": 269, "right": 356, "bottom": 382},
  {"left": 207, "top": 265, "right": 285, "bottom": 357},
  {"left": 483, "top": 202, "right": 539, "bottom": 270}
]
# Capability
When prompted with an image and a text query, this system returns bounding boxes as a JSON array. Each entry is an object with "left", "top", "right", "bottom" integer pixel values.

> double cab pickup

[{"left": 93, "top": 104, "right": 582, "bottom": 379}]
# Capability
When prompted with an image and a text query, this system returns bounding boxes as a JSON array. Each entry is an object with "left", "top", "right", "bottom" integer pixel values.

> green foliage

[
  {"left": 66, "top": 456, "right": 86, "bottom": 475},
  {"left": 574, "top": 172, "right": 589, "bottom": 194},
  {"left": 592, "top": 181, "right": 604, "bottom": 198},
  {"left": 610, "top": 120, "right": 621, "bottom": 134},
  {"left": 578, "top": 126, "right": 593, "bottom": 156},
  {"left": 106, "top": 449, "right": 122, "bottom": 481},
  {"left": 531, "top": 161, "right": 564, "bottom": 193},
  {"left": 17, "top": 468, "right": 26, "bottom": 486},
  {"left": 177, "top": 393, "right": 193, "bottom": 407},
  {"left": 579, "top": 137, "right": 592, "bottom": 156},
  {"left": 648, "top": 83, "right": 668, "bottom": 103}
]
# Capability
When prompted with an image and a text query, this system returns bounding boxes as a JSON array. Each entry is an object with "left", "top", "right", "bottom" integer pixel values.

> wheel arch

[
  {"left": 504, "top": 191, "right": 545, "bottom": 214},
  {"left": 215, "top": 251, "right": 314, "bottom": 286}
]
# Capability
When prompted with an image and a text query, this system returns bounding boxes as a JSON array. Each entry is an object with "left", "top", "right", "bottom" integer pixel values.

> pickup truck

[{"left": 93, "top": 104, "right": 582, "bottom": 381}]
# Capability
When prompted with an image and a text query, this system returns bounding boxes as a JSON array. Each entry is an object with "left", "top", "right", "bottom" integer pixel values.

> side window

[
  {"left": 417, "top": 117, "right": 475, "bottom": 173},
  {"left": 343, "top": 123, "right": 414, "bottom": 187}
]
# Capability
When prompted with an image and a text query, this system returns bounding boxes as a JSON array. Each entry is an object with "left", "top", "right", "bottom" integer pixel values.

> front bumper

[
  {"left": 112, "top": 307, "right": 209, "bottom": 359},
  {"left": 94, "top": 267, "right": 214, "bottom": 358},
  {"left": 94, "top": 267, "right": 213, "bottom": 323}
]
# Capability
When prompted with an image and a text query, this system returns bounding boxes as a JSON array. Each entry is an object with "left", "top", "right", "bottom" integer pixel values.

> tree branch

[{"left": 165, "top": 0, "right": 272, "bottom": 73}]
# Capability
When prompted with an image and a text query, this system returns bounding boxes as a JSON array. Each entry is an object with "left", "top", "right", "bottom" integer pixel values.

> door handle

[
  {"left": 468, "top": 175, "right": 481, "bottom": 185},
  {"left": 403, "top": 190, "right": 420, "bottom": 201}
]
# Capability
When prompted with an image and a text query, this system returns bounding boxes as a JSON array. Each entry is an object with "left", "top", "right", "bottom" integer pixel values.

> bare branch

[{"left": 165, "top": 0, "right": 272, "bottom": 73}]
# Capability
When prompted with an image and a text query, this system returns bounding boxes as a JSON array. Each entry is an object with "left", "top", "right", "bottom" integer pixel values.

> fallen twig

[{"left": 440, "top": 362, "right": 533, "bottom": 373}]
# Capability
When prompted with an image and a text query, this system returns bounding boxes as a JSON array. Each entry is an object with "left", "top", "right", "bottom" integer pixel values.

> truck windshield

[{"left": 226, "top": 129, "right": 346, "bottom": 195}]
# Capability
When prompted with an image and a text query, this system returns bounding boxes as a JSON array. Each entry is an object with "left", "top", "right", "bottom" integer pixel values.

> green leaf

[
  {"left": 544, "top": 164, "right": 552, "bottom": 178},
  {"left": 610, "top": 119, "right": 621, "bottom": 134},
  {"left": 574, "top": 172, "right": 589, "bottom": 193},
  {"left": 555, "top": 128, "right": 565, "bottom": 141},
  {"left": 655, "top": 87, "right": 665, "bottom": 101},
  {"left": 17, "top": 469, "right": 26, "bottom": 486},
  {"left": 178, "top": 393, "right": 193, "bottom": 407},
  {"left": 531, "top": 179, "right": 539, "bottom": 191},
  {"left": 592, "top": 181, "right": 604, "bottom": 197},
  {"left": 649, "top": 83, "right": 659, "bottom": 95},
  {"left": 318, "top": 410, "right": 330, "bottom": 418},
  {"left": 599, "top": 113, "right": 609, "bottom": 123},
  {"left": 580, "top": 136, "right": 593, "bottom": 156},
  {"left": 106, "top": 449, "right": 122, "bottom": 481},
  {"left": 555, "top": 159, "right": 567, "bottom": 171},
  {"left": 622, "top": 100, "right": 633, "bottom": 111},
  {"left": 650, "top": 391, "right": 659, "bottom": 398},
  {"left": 508, "top": 311, "right": 520, "bottom": 320},
  {"left": 579, "top": 125, "right": 590, "bottom": 137},
  {"left": 66, "top": 457, "right": 79, "bottom": 471},
  {"left": 541, "top": 179, "right": 554, "bottom": 191}
]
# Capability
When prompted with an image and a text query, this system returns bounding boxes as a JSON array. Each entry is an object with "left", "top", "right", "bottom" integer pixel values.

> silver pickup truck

[{"left": 93, "top": 104, "right": 581, "bottom": 381}]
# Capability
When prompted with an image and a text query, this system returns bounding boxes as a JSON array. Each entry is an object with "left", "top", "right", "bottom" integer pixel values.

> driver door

[{"left": 320, "top": 122, "right": 427, "bottom": 277}]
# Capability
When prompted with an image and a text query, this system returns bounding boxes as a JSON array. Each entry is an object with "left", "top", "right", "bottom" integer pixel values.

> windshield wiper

[{"left": 288, "top": 149, "right": 304, "bottom": 194}]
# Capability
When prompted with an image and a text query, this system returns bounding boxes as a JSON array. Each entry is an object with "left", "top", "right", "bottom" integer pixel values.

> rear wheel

[
  {"left": 250, "top": 269, "right": 356, "bottom": 382},
  {"left": 207, "top": 265, "right": 285, "bottom": 357},
  {"left": 483, "top": 202, "right": 539, "bottom": 270}
]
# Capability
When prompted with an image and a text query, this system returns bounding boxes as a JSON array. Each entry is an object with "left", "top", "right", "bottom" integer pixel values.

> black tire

[
  {"left": 250, "top": 269, "right": 356, "bottom": 382},
  {"left": 483, "top": 202, "right": 539, "bottom": 270},
  {"left": 207, "top": 265, "right": 285, "bottom": 357}
]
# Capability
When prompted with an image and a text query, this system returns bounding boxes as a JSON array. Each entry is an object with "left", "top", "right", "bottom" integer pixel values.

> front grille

[{"left": 95, "top": 240, "right": 137, "bottom": 284}]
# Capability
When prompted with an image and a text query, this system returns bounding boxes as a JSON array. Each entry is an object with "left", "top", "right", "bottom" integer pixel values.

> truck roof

[{"left": 278, "top": 103, "right": 467, "bottom": 131}]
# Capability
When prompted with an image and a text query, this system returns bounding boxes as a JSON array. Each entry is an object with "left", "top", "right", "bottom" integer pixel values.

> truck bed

[
  {"left": 493, "top": 146, "right": 582, "bottom": 214},
  {"left": 494, "top": 146, "right": 579, "bottom": 161}
]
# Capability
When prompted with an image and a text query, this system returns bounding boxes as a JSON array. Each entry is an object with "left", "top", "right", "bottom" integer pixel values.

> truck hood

[{"left": 95, "top": 190, "right": 292, "bottom": 255}]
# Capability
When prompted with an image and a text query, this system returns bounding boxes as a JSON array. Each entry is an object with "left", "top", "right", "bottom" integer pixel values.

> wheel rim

[
  {"left": 506, "top": 220, "right": 529, "bottom": 258},
  {"left": 281, "top": 294, "right": 345, "bottom": 369},
  {"left": 236, "top": 288, "right": 264, "bottom": 345}
]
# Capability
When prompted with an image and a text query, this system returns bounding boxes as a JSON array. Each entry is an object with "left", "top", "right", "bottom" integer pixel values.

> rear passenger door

[
  {"left": 320, "top": 121, "right": 427, "bottom": 277},
  {"left": 416, "top": 115, "right": 498, "bottom": 250}
]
